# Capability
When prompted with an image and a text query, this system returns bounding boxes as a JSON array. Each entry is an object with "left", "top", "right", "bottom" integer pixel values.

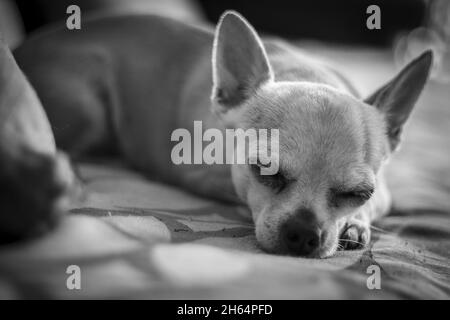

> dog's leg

[
  {"left": 0, "top": 39, "right": 78, "bottom": 243},
  {"left": 338, "top": 210, "right": 371, "bottom": 250},
  {"left": 338, "top": 173, "right": 392, "bottom": 250},
  {"left": 16, "top": 49, "right": 117, "bottom": 158},
  {"left": 39, "top": 79, "right": 112, "bottom": 157},
  {"left": 0, "top": 149, "right": 77, "bottom": 243}
]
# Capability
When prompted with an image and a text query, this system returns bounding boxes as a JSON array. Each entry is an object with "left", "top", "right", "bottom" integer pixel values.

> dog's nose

[{"left": 280, "top": 217, "right": 320, "bottom": 256}]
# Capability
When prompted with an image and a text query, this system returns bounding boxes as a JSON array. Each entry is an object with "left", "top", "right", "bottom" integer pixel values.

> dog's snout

[{"left": 280, "top": 216, "right": 320, "bottom": 256}]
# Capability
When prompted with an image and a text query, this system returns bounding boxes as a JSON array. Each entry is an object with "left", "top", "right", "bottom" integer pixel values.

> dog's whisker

[
  {"left": 370, "top": 225, "right": 392, "bottom": 233},
  {"left": 338, "top": 238, "right": 364, "bottom": 246}
]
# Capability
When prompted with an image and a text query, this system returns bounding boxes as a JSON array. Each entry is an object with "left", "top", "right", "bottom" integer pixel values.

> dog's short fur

[{"left": 3, "top": 12, "right": 432, "bottom": 257}]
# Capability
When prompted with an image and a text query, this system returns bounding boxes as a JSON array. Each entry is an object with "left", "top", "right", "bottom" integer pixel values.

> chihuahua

[{"left": 4, "top": 11, "right": 432, "bottom": 257}]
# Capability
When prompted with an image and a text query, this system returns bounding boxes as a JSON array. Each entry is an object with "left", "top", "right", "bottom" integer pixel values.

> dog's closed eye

[
  {"left": 250, "top": 162, "right": 287, "bottom": 192},
  {"left": 329, "top": 186, "right": 374, "bottom": 208}
]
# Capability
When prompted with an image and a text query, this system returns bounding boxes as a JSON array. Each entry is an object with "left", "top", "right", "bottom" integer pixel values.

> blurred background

[{"left": 0, "top": 0, "right": 449, "bottom": 82}]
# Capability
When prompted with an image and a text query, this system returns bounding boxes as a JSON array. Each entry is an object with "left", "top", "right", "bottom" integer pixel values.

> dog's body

[
  {"left": 8, "top": 12, "right": 431, "bottom": 257},
  {"left": 13, "top": 14, "right": 355, "bottom": 202}
]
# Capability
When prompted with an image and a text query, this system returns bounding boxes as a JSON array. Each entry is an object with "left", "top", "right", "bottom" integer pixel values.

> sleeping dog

[{"left": 1, "top": 11, "right": 432, "bottom": 257}]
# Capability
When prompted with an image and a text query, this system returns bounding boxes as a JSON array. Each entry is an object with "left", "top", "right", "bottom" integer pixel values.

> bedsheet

[{"left": 0, "top": 47, "right": 448, "bottom": 299}]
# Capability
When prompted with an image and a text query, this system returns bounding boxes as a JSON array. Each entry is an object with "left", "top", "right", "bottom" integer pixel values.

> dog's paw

[
  {"left": 0, "top": 150, "right": 79, "bottom": 244},
  {"left": 339, "top": 219, "right": 371, "bottom": 250}
]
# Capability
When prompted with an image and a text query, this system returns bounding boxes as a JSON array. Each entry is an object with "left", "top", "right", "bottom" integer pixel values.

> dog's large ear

[
  {"left": 211, "top": 11, "right": 273, "bottom": 110},
  {"left": 365, "top": 50, "right": 433, "bottom": 150}
]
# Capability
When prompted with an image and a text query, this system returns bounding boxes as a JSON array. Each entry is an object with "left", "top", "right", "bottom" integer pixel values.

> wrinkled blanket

[{"left": 0, "top": 48, "right": 449, "bottom": 299}]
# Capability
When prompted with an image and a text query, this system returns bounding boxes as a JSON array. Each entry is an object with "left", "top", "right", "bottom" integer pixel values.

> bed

[{"left": 0, "top": 47, "right": 449, "bottom": 299}]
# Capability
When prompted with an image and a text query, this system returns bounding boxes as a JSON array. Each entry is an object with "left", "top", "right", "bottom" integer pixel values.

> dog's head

[{"left": 211, "top": 11, "right": 432, "bottom": 257}]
